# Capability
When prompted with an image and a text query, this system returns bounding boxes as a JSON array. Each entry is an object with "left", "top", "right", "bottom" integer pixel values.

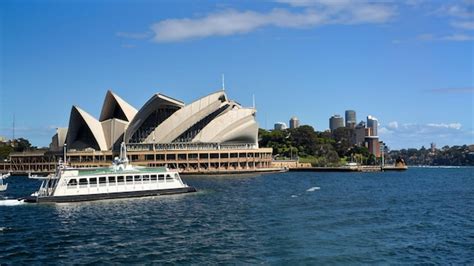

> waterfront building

[
  {"left": 289, "top": 117, "right": 300, "bottom": 129},
  {"left": 329, "top": 115, "right": 344, "bottom": 132},
  {"left": 61, "top": 90, "right": 258, "bottom": 151},
  {"left": 366, "top": 115, "right": 378, "bottom": 136},
  {"left": 274, "top": 122, "right": 287, "bottom": 131},
  {"left": 345, "top": 110, "right": 356, "bottom": 128},
  {"left": 1, "top": 89, "right": 274, "bottom": 174}
]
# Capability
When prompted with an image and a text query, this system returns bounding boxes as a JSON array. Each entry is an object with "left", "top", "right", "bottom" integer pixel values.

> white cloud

[
  {"left": 435, "top": 2, "right": 474, "bottom": 19},
  {"left": 418, "top": 33, "right": 474, "bottom": 42},
  {"left": 451, "top": 21, "right": 474, "bottom": 30},
  {"left": 388, "top": 121, "right": 399, "bottom": 129},
  {"left": 378, "top": 121, "right": 470, "bottom": 149},
  {"left": 412, "top": 1, "right": 474, "bottom": 44},
  {"left": 426, "top": 123, "right": 462, "bottom": 130},
  {"left": 379, "top": 127, "right": 394, "bottom": 135},
  {"left": 150, "top": 2, "right": 395, "bottom": 42},
  {"left": 151, "top": 9, "right": 323, "bottom": 42},
  {"left": 439, "top": 33, "right": 474, "bottom": 41}
]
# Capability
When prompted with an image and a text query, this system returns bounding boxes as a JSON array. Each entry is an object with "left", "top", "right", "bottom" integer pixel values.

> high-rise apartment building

[
  {"left": 345, "top": 110, "right": 356, "bottom": 128},
  {"left": 366, "top": 115, "right": 378, "bottom": 136},
  {"left": 289, "top": 116, "right": 300, "bottom": 129},
  {"left": 329, "top": 115, "right": 344, "bottom": 132}
]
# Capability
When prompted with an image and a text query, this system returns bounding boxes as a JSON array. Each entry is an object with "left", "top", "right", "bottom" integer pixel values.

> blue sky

[{"left": 0, "top": 0, "right": 473, "bottom": 149}]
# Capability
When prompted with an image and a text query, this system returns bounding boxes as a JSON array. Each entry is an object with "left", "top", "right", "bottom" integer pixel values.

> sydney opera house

[
  {"left": 51, "top": 90, "right": 259, "bottom": 151},
  {"left": 35, "top": 89, "right": 273, "bottom": 174}
]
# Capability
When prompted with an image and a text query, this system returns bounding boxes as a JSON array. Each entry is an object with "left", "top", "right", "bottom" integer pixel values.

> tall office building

[
  {"left": 289, "top": 116, "right": 300, "bottom": 129},
  {"left": 329, "top": 115, "right": 344, "bottom": 132},
  {"left": 367, "top": 115, "right": 378, "bottom": 136},
  {"left": 274, "top": 122, "right": 287, "bottom": 131},
  {"left": 345, "top": 110, "right": 356, "bottom": 128}
]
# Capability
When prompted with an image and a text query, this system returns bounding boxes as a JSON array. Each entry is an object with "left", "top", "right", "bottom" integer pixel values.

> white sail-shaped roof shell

[
  {"left": 56, "top": 89, "right": 259, "bottom": 151},
  {"left": 50, "top": 127, "right": 68, "bottom": 151},
  {"left": 99, "top": 90, "right": 137, "bottom": 122},
  {"left": 193, "top": 107, "right": 258, "bottom": 145},
  {"left": 101, "top": 118, "right": 128, "bottom": 150},
  {"left": 124, "top": 93, "right": 185, "bottom": 143},
  {"left": 66, "top": 106, "right": 108, "bottom": 151},
  {"left": 145, "top": 90, "right": 227, "bottom": 143}
]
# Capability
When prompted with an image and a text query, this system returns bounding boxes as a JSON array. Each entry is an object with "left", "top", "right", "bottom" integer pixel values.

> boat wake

[
  {"left": 306, "top": 186, "right": 320, "bottom": 192},
  {"left": 0, "top": 199, "right": 25, "bottom": 206}
]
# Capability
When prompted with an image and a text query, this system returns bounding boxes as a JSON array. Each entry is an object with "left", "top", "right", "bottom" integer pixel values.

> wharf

[
  {"left": 0, "top": 148, "right": 279, "bottom": 176},
  {"left": 289, "top": 165, "right": 408, "bottom": 172}
]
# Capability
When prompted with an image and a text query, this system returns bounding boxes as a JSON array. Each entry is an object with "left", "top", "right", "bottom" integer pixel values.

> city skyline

[{"left": 1, "top": 0, "right": 473, "bottom": 150}]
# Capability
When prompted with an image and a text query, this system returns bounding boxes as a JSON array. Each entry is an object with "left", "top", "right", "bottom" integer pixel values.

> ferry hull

[{"left": 23, "top": 186, "right": 197, "bottom": 203}]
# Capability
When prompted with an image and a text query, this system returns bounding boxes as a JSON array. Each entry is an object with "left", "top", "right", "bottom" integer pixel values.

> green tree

[
  {"left": 332, "top": 127, "right": 354, "bottom": 157},
  {"left": 12, "top": 138, "right": 35, "bottom": 152},
  {"left": 0, "top": 143, "right": 13, "bottom": 160}
]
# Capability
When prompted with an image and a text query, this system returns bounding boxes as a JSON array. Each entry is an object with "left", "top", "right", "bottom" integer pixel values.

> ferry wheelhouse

[{"left": 24, "top": 143, "right": 196, "bottom": 203}]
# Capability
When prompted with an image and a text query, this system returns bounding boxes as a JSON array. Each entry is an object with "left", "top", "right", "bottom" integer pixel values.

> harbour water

[{"left": 1, "top": 168, "right": 473, "bottom": 264}]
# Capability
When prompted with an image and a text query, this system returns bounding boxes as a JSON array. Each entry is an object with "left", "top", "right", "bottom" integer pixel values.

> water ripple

[{"left": 1, "top": 169, "right": 473, "bottom": 264}]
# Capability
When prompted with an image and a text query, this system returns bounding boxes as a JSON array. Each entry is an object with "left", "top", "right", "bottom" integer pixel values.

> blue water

[{"left": 1, "top": 168, "right": 473, "bottom": 264}]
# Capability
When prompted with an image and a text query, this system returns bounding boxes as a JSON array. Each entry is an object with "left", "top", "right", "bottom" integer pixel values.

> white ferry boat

[
  {"left": 23, "top": 143, "right": 196, "bottom": 203},
  {"left": 0, "top": 173, "right": 10, "bottom": 191}
]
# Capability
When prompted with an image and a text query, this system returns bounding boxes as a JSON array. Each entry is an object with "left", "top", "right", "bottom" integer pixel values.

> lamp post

[
  {"left": 379, "top": 141, "right": 384, "bottom": 170},
  {"left": 63, "top": 143, "right": 67, "bottom": 164}
]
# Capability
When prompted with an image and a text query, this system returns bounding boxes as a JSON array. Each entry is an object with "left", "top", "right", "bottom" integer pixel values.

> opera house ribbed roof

[{"left": 50, "top": 89, "right": 258, "bottom": 151}]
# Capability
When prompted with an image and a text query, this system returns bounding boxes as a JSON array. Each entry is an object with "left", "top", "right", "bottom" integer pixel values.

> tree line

[
  {"left": 259, "top": 126, "right": 474, "bottom": 166},
  {"left": 258, "top": 126, "right": 378, "bottom": 166},
  {"left": 387, "top": 145, "right": 474, "bottom": 166},
  {"left": 0, "top": 138, "right": 36, "bottom": 160}
]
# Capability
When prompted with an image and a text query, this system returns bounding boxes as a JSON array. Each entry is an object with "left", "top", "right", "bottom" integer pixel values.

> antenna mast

[
  {"left": 222, "top": 74, "right": 225, "bottom": 91},
  {"left": 252, "top": 94, "right": 255, "bottom": 109},
  {"left": 12, "top": 114, "right": 15, "bottom": 140}
]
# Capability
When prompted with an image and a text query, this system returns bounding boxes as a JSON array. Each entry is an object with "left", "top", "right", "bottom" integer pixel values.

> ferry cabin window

[
  {"left": 79, "top": 178, "right": 88, "bottom": 186},
  {"left": 134, "top": 175, "right": 141, "bottom": 182},
  {"left": 108, "top": 176, "right": 116, "bottom": 184},
  {"left": 151, "top": 175, "right": 157, "bottom": 181},
  {"left": 143, "top": 175, "right": 150, "bottom": 182},
  {"left": 126, "top": 176, "right": 133, "bottom": 183},
  {"left": 68, "top": 179, "right": 78, "bottom": 187},
  {"left": 166, "top": 174, "right": 173, "bottom": 180},
  {"left": 117, "top": 176, "right": 125, "bottom": 184},
  {"left": 158, "top": 174, "right": 164, "bottom": 181},
  {"left": 90, "top": 178, "right": 98, "bottom": 187},
  {"left": 99, "top": 177, "right": 107, "bottom": 186}
]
